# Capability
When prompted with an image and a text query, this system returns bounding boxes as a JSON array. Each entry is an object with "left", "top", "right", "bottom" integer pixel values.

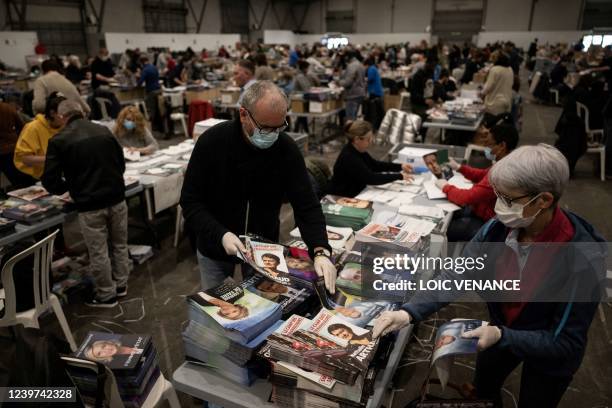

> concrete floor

[{"left": 39, "top": 71, "right": 612, "bottom": 408}]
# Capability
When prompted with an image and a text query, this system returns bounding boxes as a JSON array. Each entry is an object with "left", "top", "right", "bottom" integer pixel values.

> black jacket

[
  {"left": 42, "top": 117, "right": 125, "bottom": 212},
  {"left": 180, "top": 118, "right": 330, "bottom": 262},
  {"left": 330, "top": 143, "right": 402, "bottom": 198}
]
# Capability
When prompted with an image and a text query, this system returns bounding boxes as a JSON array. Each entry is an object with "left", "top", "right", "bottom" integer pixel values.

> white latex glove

[
  {"left": 314, "top": 255, "right": 336, "bottom": 294},
  {"left": 448, "top": 158, "right": 461, "bottom": 171},
  {"left": 401, "top": 163, "right": 413, "bottom": 173},
  {"left": 372, "top": 310, "right": 411, "bottom": 339},
  {"left": 434, "top": 178, "right": 449, "bottom": 190},
  {"left": 221, "top": 232, "right": 247, "bottom": 257},
  {"left": 401, "top": 172, "right": 414, "bottom": 182},
  {"left": 462, "top": 325, "right": 502, "bottom": 351}
]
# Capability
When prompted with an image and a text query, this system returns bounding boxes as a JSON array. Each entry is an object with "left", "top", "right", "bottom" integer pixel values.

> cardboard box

[
  {"left": 291, "top": 98, "right": 308, "bottom": 113},
  {"left": 193, "top": 118, "right": 228, "bottom": 140},
  {"left": 472, "top": 72, "right": 486, "bottom": 84},
  {"left": 185, "top": 88, "right": 220, "bottom": 104},
  {"left": 111, "top": 86, "right": 146, "bottom": 102},
  {"left": 309, "top": 100, "right": 334, "bottom": 114},
  {"left": 220, "top": 88, "right": 241, "bottom": 105},
  {"left": 383, "top": 94, "right": 401, "bottom": 111}
]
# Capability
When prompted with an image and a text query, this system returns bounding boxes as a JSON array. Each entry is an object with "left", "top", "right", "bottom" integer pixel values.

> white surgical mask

[{"left": 494, "top": 194, "right": 542, "bottom": 228}]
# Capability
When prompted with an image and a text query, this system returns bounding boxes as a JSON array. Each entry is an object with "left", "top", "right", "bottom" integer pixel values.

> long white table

[
  {"left": 422, "top": 115, "right": 483, "bottom": 143},
  {"left": 172, "top": 324, "right": 413, "bottom": 408}
]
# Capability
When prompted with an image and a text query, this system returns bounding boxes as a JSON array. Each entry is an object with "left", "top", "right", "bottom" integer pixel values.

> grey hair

[
  {"left": 240, "top": 80, "right": 288, "bottom": 113},
  {"left": 488, "top": 144, "right": 569, "bottom": 201},
  {"left": 57, "top": 100, "right": 84, "bottom": 118}
]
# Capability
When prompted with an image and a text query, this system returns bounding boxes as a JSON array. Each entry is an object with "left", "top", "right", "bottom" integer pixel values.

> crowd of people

[{"left": 0, "top": 36, "right": 609, "bottom": 406}]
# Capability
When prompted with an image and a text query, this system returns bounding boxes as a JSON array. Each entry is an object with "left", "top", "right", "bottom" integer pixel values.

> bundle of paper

[
  {"left": 7, "top": 185, "right": 49, "bottom": 201},
  {"left": 356, "top": 223, "right": 422, "bottom": 250},
  {"left": 398, "top": 204, "right": 445, "bottom": 221},
  {"left": 2, "top": 201, "right": 60, "bottom": 224},
  {"left": 182, "top": 318, "right": 281, "bottom": 367},
  {"left": 240, "top": 274, "right": 316, "bottom": 319},
  {"left": 186, "top": 278, "right": 282, "bottom": 346},
  {"left": 70, "top": 332, "right": 160, "bottom": 408},
  {"left": 270, "top": 362, "right": 377, "bottom": 407},
  {"left": 320, "top": 195, "right": 373, "bottom": 231},
  {"left": 261, "top": 311, "right": 379, "bottom": 386},
  {"left": 289, "top": 225, "right": 355, "bottom": 250}
]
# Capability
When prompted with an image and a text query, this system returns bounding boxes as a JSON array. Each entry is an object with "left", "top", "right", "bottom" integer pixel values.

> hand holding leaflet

[{"left": 371, "top": 310, "right": 411, "bottom": 339}]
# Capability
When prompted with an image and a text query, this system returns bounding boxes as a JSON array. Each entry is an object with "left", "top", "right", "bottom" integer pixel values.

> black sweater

[
  {"left": 42, "top": 118, "right": 125, "bottom": 212},
  {"left": 180, "top": 118, "right": 330, "bottom": 262},
  {"left": 330, "top": 143, "right": 402, "bottom": 198}
]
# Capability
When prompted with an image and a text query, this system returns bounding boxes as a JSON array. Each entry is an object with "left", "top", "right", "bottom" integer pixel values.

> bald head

[{"left": 240, "top": 80, "right": 288, "bottom": 114}]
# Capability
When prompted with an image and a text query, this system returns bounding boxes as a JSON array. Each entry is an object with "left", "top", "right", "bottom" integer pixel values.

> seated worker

[
  {"left": 14, "top": 92, "right": 66, "bottom": 180},
  {"left": 329, "top": 120, "right": 413, "bottom": 197},
  {"left": 113, "top": 106, "right": 159, "bottom": 156},
  {"left": 433, "top": 69, "right": 457, "bottom": 103},
  {"left": 435, "top": 124, "right": 519, "bottom": 242},
  {"left": 373, "top": 144, "right": 604, "bottom": 408}
]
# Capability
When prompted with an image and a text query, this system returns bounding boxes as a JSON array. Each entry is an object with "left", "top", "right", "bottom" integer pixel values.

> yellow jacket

[{"left": 14, "top": 114, "right": 61, "bottom": 179}]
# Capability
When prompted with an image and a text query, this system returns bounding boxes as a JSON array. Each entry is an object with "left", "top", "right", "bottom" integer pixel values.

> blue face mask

[
  {"left": 123, "top": 120, "right": 136, "bottom": 131},
  {"left": 484, "top": 146, "right": 496, "bottom": 161},
  {"left": 250, "top": 129, "right": 279, "bottom": 149}
]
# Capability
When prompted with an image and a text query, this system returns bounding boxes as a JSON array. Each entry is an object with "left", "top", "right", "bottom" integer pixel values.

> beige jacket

[
  {"left": 32, "top": 71, "right": 91, "bottom": 115},
  {"left": 482, "top": 66, "right": 513, "bottom": 115}
]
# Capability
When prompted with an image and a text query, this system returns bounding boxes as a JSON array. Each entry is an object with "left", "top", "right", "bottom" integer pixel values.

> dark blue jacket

[
  {"left": 138, "top": 63, "right": 160, "bottom": 93},
  {"left": 402, "top": 210, "right": 606, "bottom": 377}
]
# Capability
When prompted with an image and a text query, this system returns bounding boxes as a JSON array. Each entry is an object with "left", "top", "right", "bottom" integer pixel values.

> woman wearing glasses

[
  {"left": 373, "top": 144, "right": 605, "bottom": 407},
  {"left": 329, "top": 120, "right": 414, "bottom": 198},
  {"left": 435, "top": 123, "right": 518, "bottom": 242}
]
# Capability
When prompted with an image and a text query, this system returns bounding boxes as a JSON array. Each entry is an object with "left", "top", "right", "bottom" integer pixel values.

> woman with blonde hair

[
  {"left": 329, "top": 120, "right": 414, "bottom": 197},
  {"left": 113, "top": 106, "right": 158, "bottom": 155}
]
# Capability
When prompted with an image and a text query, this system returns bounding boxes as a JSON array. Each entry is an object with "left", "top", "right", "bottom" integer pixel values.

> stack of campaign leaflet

[
  {"left": 183, "top": 278, "right": 283, "bottom": 385},
  {"left": 320, "top": 195, "right": 373, "bottom": 231},
  {"left": 261, "top": 310, "right": 383, "bottom": 407},
  {"left": 70, "top": 332, "right": 160, "bottom": 408}
]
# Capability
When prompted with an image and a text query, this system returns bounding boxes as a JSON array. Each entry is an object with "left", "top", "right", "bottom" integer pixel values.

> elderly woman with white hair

[{"left": 373, "top": 144, "right": 605, "bottom": 407}]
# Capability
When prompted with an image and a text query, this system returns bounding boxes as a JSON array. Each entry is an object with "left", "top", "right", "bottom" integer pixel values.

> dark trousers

[
  {"left": 0, "top": 153, "right": 36, "bottom": 189},
  {"left": 474, "top": 346, "right": 572, "bottom": 408},
  {"left": 446, "top": 207, "right": 485, "bottom": 242},
  {"left": 145, "top": 90, "right": 162, "bottom": 131}
]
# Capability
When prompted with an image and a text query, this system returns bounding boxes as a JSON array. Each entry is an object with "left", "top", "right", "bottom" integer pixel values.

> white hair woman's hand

[
  {"left": 372, "top": 310, "right": 411, "bottom": 339},
  {"left": 448, "top": 158, "right": 461, "bottom": 171},
  {"left": 462, "top": 325, "right": 502, "bottom": 351}
]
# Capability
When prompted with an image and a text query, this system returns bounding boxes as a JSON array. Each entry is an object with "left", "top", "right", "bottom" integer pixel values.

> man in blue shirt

[
  {"left": 289, "top": 47, "right": 300, "bottom": 68},
  {"left": 364, "top": 58, "right": 384, "bottom": 129},
  {"left": 137, "top": 56, "right": 162, "bottom": 131}
]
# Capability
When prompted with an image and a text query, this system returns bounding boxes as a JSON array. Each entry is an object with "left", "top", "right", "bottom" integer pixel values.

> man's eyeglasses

[
  {"left": 245, "top": 109, "right": 288, "bottom": 135},
  {"left": 493, "top": 186, "right": 535, "bottom": 207}
]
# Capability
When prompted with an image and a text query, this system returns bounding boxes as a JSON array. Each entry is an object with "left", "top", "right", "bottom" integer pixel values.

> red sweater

[{"left": 442, "top": 165, "right": 496, "bottom": 221}]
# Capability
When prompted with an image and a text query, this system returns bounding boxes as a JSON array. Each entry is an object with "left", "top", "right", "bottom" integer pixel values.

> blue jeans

[
  {"left": 196, "top": 252, "right": 252, "bottom": 290},
  {"left": 345, "top": 97, "right": 364, "bottom": 121},
  {"left": 196, "top": 251, "right": 235, "bottom": 290}
]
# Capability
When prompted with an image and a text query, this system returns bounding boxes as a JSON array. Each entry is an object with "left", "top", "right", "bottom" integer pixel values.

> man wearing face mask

[
  {"left": 373, "top": 144, "right": 604, "bottom": 408},
  {"left": 435, "top": 124, "right": 518, "bottom": 242},
  {"left": 14, "top": 92, "right": 66, "bottom": 181},
  {"left": 180, "top": 80, "right": 337, "bottom": 293}
]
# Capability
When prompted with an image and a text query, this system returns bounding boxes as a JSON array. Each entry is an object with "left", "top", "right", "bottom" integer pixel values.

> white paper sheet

[
  {"left": 398, "top": 204, "right": 445, "bottom": 219},
  {"left": 436, "top": 202, "right": 462, "bottom": 212}
]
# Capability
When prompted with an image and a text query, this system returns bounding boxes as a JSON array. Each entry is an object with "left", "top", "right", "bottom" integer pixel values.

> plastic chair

[
  {"left": 61, "top": 356, "right": 181, "bottom": 408},
  {"left": 0, "top": 230, "right": 77, "bottom": 352},
  {"left": 95, "top": 98, "right": 113, "bottom": 121},
  {"left": 576, "top": 101, "right": 606, "bottom": 181},
  {"left": 170, "top": 112, "right": 189, "bottom": 138}
]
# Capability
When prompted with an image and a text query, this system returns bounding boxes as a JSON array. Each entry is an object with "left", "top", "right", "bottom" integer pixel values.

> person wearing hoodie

[
  {"left": 14, "top": 92, "right": 66, "bottom": 180},
  {"left": 373, "top": 144, "right": 605, "bottom": 407},
  {"left": 337, "top": 50, "right": 366, "bottom": 121}
]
